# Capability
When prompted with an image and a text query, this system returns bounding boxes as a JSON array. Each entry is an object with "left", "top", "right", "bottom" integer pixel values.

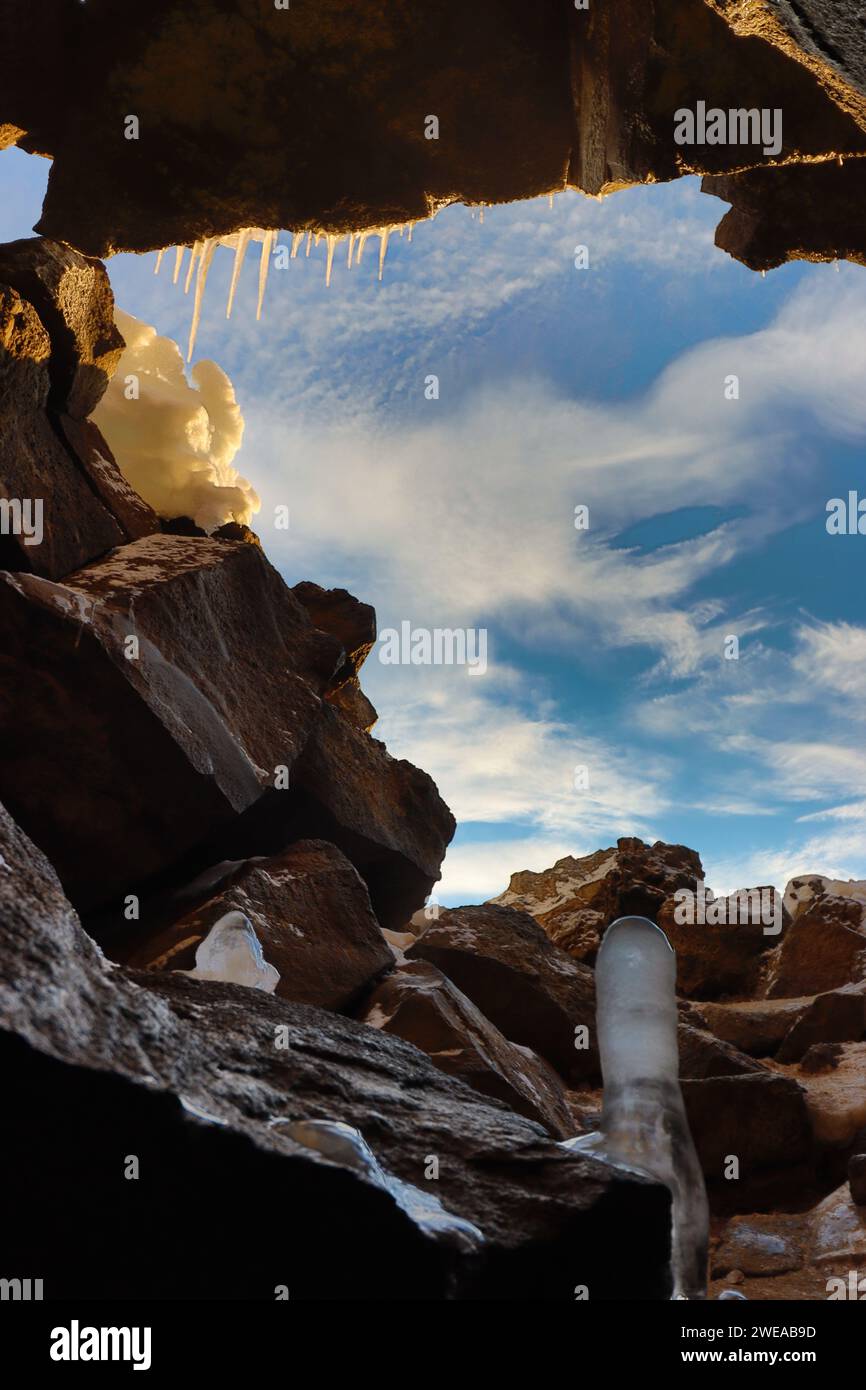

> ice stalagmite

[
  {"left": 561, "top": 916, "right": 709, "bottom": 1299},
  {"left": 180, "top": 911, "right": 280, "bottom": 993}
]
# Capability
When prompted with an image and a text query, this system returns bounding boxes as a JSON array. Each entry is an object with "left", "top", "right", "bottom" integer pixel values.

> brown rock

[
  {"left": 212, "top": 521, "right": 261, "bottom": 546},
  {"left": 118, "top": 839, "right": 393, "bottom": 1012},
  {"left": 361, "top": 959, "right": 574, "bottom": 1138},
  {"left": 776, "top": 989, "right": 866, "bottom": 1063},
  {"left": 711, "top": 1211, "right": 808, "bottom": 1278},
  {"left": 800, "top": 1042, "right": 843, "bottom": 1073},
  {"left": 850, "top": 1154, "right": 866, "bottom": 1206},
  {"left": 712, "top": 1211, "right": 808, "bottom": 1279},
  {"left": 0, "top": 799, "right": 673, "bottom": 1300},
  {"left": 0, "top": 282, "right": 127, "bottom": 577},
  {"left": 688, "top": 997, "right": 810, "bottom": 1056},
  {"left": 765, "top": 895, "right": 866, "bottom": 998},
  {"left": 677, "top": 1023, "right": 764, "bottom": 1080},
  {"left": 0, "top": 238, "right": 123, "bottom": 417},
  {"left": 326, "top": 676, "right": 378, "bottom": 733},
  {"left": 658, "top": 887, "right": 782, "bottom": 999},
  {"left": 0, "top": 535, "right": 344, "bottom": 907},
  {"left": 407, "top": 903, "right": 598, "bottom": 1082},
  {"left": 682, "top": 1073, "right": 812, "bottom": 1177},
  {"left": 292, "top": 581, "right": 376, "bottom": 691},
  {"left": 10, "top": 0, "right": 866, "bottom": 278},
  {"left": 55, "top": 414, "right": 159, "bottom": 541},
  {"left": 492, "top": 837, "right": 703, "bottom": 961},
  {"left": 291, "top": 704, "right": 455, "bottom": 932}
]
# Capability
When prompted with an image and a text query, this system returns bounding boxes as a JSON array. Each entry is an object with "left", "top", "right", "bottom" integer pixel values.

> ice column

[
  {"left": 180, "top": 910, "right": 280, "bottom": 993},
  {"left": 563, "top": 916, "right": 709, "bottom": 1299}
]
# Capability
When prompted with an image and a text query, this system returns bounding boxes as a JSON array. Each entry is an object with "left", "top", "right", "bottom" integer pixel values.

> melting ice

[
  {"left": 561, "top": 915, "right": 710, "bottom": 1300},
  {"left": 180, "top": 910, "right": 280, "bottom": 993}
]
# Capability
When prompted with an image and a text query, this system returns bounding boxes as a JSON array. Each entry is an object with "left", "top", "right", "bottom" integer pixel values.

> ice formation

[
  {"left": 180, "top": 911, "right": 280, "bottom": 993},
  {"left": 561, "top": 915, "right": 709, "bottom": 1300},
  {"left": 92, "top": 308, "right": 260, "bottom": 530},
  {"left": 278, "top": 1118, "right": 484, "bottom": 1255},
  {"left": 155, "top": 222, "right": 417, "bottom": 361}
]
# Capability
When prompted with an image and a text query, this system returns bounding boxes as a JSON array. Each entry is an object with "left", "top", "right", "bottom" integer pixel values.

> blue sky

[{"left": 5, "top": 145, "right": 866, "bottom": 904}]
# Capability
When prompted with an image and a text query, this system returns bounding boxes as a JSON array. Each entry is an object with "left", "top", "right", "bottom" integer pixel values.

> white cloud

[{"left": 94, "top": 309, "right": 260, "bottom": 530}]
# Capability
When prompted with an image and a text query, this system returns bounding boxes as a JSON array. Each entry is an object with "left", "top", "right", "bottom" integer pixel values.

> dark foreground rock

[
  {"left": 407, "top": 904, "right": 598, "bottom": 1082},
  {"left": 0, "top": 801, "right": 672, "bottom": 1299}
]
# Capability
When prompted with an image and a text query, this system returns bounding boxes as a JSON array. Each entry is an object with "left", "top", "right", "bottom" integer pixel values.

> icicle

[
  {"left": 408, "top": 223, "right": 414, "bottom": 243},
  {"left": 256, "top": 230, "right": 275, "bottom": 321},
  {"left": 187, "top": 237, "right": 217, "bottom": 361},
  {"left": 761, "top": 269, "right": 766, "bottom": 278},
  {"left": 305, "top": 231, "right": 313, "bottom": 257},
  {"left": 479, "top": 203, "right": 485, "bottom": 225},
  {"left": 378, "top": 227, "right": 390, "bottom": 281},
  {"left": 225, "top": 229, "right": 251, "bottom": 320},
  {"left": 290, "top": 232, "right": 303, "bottom": 259},
  {"left": 356, "top": 231, "right": 368, "bottom": 266},
  {"left": 172, "top": 246, "right": 186, "bottom": 284},
  {"left": 325, "top": 234, "right": 340, "bottom": 287},
  {"left": 548, "top": 192, "right": 555, "bottom": 209},
  {"left": 154, "top": 248, "right": 165, "bottom": 275},
  {"left": 347, "top": 232, "right": 356, "bottom": 267},
  {"left": 839, "top": 154, "right": 844, "bottom": 167},
  {"left": 561, "top": 917, "right": 709, "bottom": 1300},
  {"left": 184, "top": 241, "right": 202, "bottom": 294}
]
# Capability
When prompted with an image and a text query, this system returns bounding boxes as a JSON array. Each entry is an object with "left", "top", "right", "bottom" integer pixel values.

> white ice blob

[
  {"left": 561, "top": 915, "right": 709, "bottom": 1300},
  {"left": 279, "top": 1118, "right": 484, "bottom": 1255},
  {"left": 180, "top": 910, "right": 280, "bottom": 993}
]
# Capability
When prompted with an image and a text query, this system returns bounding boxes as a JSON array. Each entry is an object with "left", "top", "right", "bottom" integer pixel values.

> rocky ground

[{"left": 2, "top": 1, "right": 866, "bottom": 1301}]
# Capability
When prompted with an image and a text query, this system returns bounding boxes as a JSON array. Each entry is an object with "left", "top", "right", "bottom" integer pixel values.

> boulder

[
  {"left": 407, "top": 903, "right": 598, "bottom": 1082},
  {"left": 0, "top": 534, "right": 344, "bottom": 907},
  {"left": 7, "top": 0, "right": 866, "bottom": 277},
  {"left": 292, "top": 581, "right": 376, "bottom": 685},
  {"left": 850, "top": 1153, "right": 866, "bottom": 1206},
  {"left": 360, "top": 959, "right": 575, "bottom": 1138},
  {"left": 794, "top": 1042, "right": 866, "bottom": 1147},
  {"left": 682, "top": 1073, "right": 813, "bottom": 1178},
  {"left": 685, "top": 997, "right": 810, "bottom": 1056},
  {"left": 776, "top": 989, "right": 866, "bottom": 1063},
  {"left": 0, "top": 282, "right": 130, "bottom": 577},
  {"left": 55, "top": 414, "right": 158, "bottom": 541},
  {"left": 492, "top": 837, "right": 703, "bottom": 961},
  {"left": 658, "top": 887, "right": 782, "bottom": 999},
  {"left": 677, "top": 1023, "right": 764, "bottom": 1080},
  {"left": 326, "top": 676, "right": 378, "bottom": 733},
  {"left": 117, "top": 839, "right": 394, "bottom": 1013},
  {"left": 711, "top": 1212, "right": 808, "bottom": 1279},
  {"left": 0, "top": 237, "right": 123, "bottom": 417},
  {"left": 0, "top": 800, "right": 672, "bottom": 1300},
  {"left": 765, "top": 895, "right": 866, "bottom": 998},
  {"left": 290, "top": 705, "right": 456, "bottom": 932}
]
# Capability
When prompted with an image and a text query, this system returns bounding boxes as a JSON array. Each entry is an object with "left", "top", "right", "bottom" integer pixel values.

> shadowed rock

[
  {"left": 360, "top": 958, "right": 575, "bottom": 1138},
  {"left": 0, "top": 534, "right": 344, "bottom": 907},
  {"left": 407, "top": 903, "right": 598, "bottom": 1083},
  {"left": 0, "top": 799, "right": 673, "bottom": 1300},
  {"left": 117, "top": 839, "right": 394, "bottom": 1014}
]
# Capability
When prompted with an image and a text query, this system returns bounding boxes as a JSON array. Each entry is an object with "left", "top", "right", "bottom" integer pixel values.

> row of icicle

[
  {"left": 155, "top": 223, "right": 416, "bottom": 361},
  {"left": 156, "top": 194, "right": 560, "bottom": 360}
]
